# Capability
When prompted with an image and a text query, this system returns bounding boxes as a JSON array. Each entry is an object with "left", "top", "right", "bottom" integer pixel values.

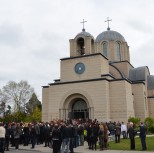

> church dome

[
  {"left": 95, "top": 30, "right": 126, "bottom": 43},
  {"left": 75, "top": 30, "right": 94, "bottom": 39},
  {"left": 147, "top": 75, "right": 154, "bottom": 89},
  {"left": 129, "top": 66, "right": 150, "bottom": 81}
]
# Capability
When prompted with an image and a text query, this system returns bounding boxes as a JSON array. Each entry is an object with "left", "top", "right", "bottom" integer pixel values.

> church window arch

[
  {"left": 77, "top": 38, "right": 85, "bottom": 55},
  {"left": 72, "top": 99, "right": 87, "bottom": 111},
  {"left": 116, "top": 41, "right": 121, "bottom": 61},
  {"left": 91, "top": 39, "right": 95, "bottom": 53},
  {"left": 102, "top": 42, "right": 108, "bottom": 57},
  {"left": 70, "top": 98, "right": 88, "bottom": 119}
]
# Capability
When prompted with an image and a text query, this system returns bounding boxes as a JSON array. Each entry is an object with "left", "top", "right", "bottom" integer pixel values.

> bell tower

[{"left": 69, "top": 19, "right": 95, "bottom": 57}]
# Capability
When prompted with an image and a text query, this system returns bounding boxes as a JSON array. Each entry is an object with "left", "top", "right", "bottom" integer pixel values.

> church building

[{"left": 42, "top": 20, "right": 154, "bottom": 123}]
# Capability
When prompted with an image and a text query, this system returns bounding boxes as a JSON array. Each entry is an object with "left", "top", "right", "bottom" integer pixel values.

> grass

[{"left": 108, "top": 136, "right": 154, "bottom": 151}]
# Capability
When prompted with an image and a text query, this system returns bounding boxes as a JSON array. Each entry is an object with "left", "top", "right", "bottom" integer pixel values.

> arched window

[
  {"left": 116, "top": 42, "right": 121, "bottom": 61},
  {"left": 77, "top": 38, "right": 85, "bottom": 55},
  {"left": 72, "top": 99, "right": 87, "bottom": 111},
  {"left": 102, "top": 42, "right": 108, "bottom": 57}
]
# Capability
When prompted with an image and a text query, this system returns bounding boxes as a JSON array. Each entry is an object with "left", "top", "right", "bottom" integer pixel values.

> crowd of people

[{"left": 0, "top": 119, "right": 147, "bottom": 153}]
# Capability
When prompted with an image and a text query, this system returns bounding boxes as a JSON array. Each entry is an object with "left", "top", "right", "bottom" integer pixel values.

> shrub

[
  {"left": 148, "top": 126, "right": 154, "bottom": 133},
  {"left": 144, "top": 117, "right": 154, "bottom": 133},
  {"left": 128, "top": 117, "right": 140, "bottom": 127},
  {"left": 144, "top": 117, "right": 154, "bottom": 128}
]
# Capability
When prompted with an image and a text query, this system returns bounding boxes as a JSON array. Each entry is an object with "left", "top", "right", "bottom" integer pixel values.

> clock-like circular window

[{"left": 74, "top": 62, "right": 85, "bottom": 74}]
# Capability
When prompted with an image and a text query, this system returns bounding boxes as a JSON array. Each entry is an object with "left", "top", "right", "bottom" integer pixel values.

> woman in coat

[
  {"left": 98, "top": 123, "right": 104, "bottom": 150},
  {"left": 13, "top": 123, "right": 22, "bottom": 150},
  {"left": 115, "top": 122, "right": 121, "bottom": 143},
  {"left": 103, "top": 123, "right": 109, "bottom": 150}
]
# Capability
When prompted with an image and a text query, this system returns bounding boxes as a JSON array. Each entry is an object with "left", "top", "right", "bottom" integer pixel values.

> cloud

[
  {"left": 0, "top": 0, "right": 154, "bottom": 101},
  {"left": 131, "top": 37, "right": 154, "bottom": 74},
  {"left": 0, "top": 23, "right": 23, "bottom": 47}
]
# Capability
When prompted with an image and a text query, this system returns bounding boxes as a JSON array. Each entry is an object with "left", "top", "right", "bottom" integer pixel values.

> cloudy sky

[{"left": 0, "top": 0, "right": 154, "bottom": 101}]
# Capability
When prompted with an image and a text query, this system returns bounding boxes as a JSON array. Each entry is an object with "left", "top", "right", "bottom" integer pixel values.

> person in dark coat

[
  {"left": 30, "top": 124, "right": 36, "bottom": 149},
  {"left": 39, "top": 123, "right": 44, "bottom": 144},
  {"left": 91, "top": 124, "right": 99, "bottom": 150},
  {"left": 43, "top": 122, "right": 50, "bottom": 147},
  {"left": 13, "top": 123, "right": 22, "bottom": 150},
  {"left": 87, "top": 123, "right": 93, "bottom": 149},
  {"left": 115, "top": 122, "right": 121, "bottom": 143},
  {"left": 108, "top": 122, "right": 115, "bottom": 137},
  {"left": 139, "top": 122, "right": 147, "bottom": 151},
  {"left": 23, "top": 123, "right": 30, "bottom": 146},
  {"left": 4, "top": 123, "right": 11, "bottom": 151},
  {"left": 61, "top": 123, "right": 73, "bottom": 153},
  {"left": 10, "top": 123, "right": 15, "bottom": 147},
  {"left": 128, "top": 122, "right": 136, "bottom": 150},
  {"left": 72, "top": 122, "right": 78, "bottom": 148},
  {"left": 78, "top": 123, "right": 84, "bottom": 146},
  {"left": 34, "top": 122, "right": 40, "bottom": 145},
  {"left": 51, "top": 124, "right": 62, "bottom": 153},
  {"left": 69, "top": 124, "right": 75, "bottom": 153}
]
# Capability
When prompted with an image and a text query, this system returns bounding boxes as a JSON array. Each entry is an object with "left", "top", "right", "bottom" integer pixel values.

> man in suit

[
  {"left": 139, "top": 122, "right": 147, "bottom": 151},
  {"left": 128, "top": 122, "right": 136, "bottom": 150}
]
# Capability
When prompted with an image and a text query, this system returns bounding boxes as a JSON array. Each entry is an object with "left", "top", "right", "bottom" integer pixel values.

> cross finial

[
  {"left": 80, "top": 19, "right": 87, "bottom": 32},
  {"left": 105, "top": 17, "right": 112, "bottom": 30}
]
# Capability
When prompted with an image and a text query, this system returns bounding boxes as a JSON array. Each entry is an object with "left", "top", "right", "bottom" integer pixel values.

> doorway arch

[
  {"left": 59, "top": 90, "right": 94, "bottom": 120},
  {"left": 70, "top": 98, "right": 89, "bottom": 120}
]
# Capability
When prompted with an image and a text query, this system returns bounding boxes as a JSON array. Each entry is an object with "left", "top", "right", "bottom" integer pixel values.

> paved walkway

[{"left": 13, "top": 143, "right": 150, "bottom": 153}]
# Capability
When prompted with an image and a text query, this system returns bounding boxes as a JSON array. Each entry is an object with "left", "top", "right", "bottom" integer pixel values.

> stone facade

[{"left": 42, "top": 27, "right": 154, "bottom": 123}]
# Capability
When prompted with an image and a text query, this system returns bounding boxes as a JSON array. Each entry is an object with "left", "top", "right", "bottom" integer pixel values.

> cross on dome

[
  {"left": 80, "top": 19, "right": 87, "bottom": 32},
  {"left": 105, "top": 17, "right": 112, "bottom": 30}
]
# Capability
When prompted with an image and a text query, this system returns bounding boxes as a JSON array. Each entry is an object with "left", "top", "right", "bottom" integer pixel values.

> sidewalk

[{"left": 17, "top": 143, "right": 150, "bottom": 153}]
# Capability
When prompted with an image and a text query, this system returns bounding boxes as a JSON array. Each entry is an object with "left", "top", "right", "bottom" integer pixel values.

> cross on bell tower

[
  {"left": 105, "top": 17, "right": 112, "bottom": 30},
  {"left": 80, "top": 19, "right": 87, "bottom": 32}
]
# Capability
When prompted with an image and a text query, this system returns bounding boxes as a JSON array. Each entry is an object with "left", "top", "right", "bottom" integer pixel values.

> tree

[
  {"left": 0, "top": 89, "right": 8, "bottom": 116},
  {"left": 2, "top": 80, "right": 34, "bottom": 112},
  {"left": 31, "top": 106, "right": 41, "bottom": 122},
  {"left": 26, "top": 93, "right": 42, "bottom": 114},
  {"left": 5, "top": 105, "right": 12, "bottom": 115}
]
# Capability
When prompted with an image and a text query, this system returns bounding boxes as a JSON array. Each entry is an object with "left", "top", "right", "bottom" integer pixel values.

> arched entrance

[{"left": 69, "top": 98, "right": 89, "bottom": 120}]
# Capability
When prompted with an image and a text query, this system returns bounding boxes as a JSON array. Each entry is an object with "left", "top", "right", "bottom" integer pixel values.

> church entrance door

[{"left": 69, "top": 99, "right": 89, "bottom": 120}]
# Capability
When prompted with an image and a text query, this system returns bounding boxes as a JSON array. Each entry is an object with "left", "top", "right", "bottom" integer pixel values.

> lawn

[{"left": 108, "top": 136, "right": 154, "bottom": 151}]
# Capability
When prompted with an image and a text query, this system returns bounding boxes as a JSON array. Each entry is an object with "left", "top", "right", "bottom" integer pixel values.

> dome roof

[
  {"left": 95, "top": 30, "right": 126, "bottom": 43},
  {"left": 75, "top": 30, "right": 93, "bottom": 39},
  {"left": 129, "top": 66, "right": 150, "bottom": 81},
  {"left": 147, "top": 75, "right": 154, "bottom": 89}
]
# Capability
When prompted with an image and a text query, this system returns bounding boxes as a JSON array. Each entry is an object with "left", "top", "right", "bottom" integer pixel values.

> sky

[{"left": 0, "top": 0, "right": 154, "bottom": 101}]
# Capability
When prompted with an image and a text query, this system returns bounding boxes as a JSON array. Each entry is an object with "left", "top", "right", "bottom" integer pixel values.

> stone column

[
  {"left": 59, "top": 109, "right": 63, "bottom": 119},
  {"left": 89, "top": 107, "right": 94, "bottom": 119},
  {"left": 65, "top": 109, "right": 69, "bottom": 120},
  {"left": 91, "top": 107, "right": 94, "bottom": 119},
  {"left": 89, "top": 107, "right": 91, "bottom": 119}
]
